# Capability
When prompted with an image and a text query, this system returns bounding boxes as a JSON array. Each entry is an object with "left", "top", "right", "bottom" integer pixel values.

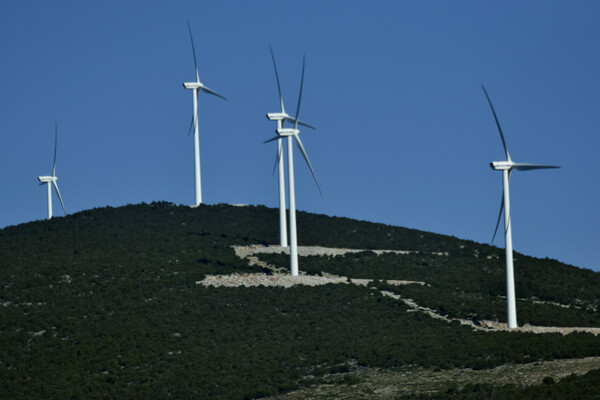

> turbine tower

[
  {"left": 38, "top": 122, "right": 67, "bottom": 220},
  {"left": 482, "top": 85, "right": 559, "bottom": 329},
  {"left": 265, "top": 56, "right": 322, "bottom": 276},
  {"left": 183, "top": 21, "right": 226, "bottom": 206},
  {"left": 266, "top": 46, "right": 315, "bottom": 247}
]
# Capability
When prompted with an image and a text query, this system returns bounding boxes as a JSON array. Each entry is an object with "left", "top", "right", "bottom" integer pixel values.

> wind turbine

[
  {"left": 37, "top": 122, "right": 67, "bottom": 220},
  {"left": 482, "top": 85, "right": 559, "bottom": 329},
  {"left": 265, "top": 56, "right": 322, "bottom": 276},
  {"left": 183, "top": 21, "right": 226, "bottom": 206},
  {"left": 266, "top": 46, "right": 315, "bottom": 247}
]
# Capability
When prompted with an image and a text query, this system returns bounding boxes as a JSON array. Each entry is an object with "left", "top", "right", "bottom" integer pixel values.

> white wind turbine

[
  {"left": 482, "top": 85, "right": 559, "bottom": 329},
  {"left": 265, "top": 56, "right": 322, "bottom": 276},
  {"left": 183, "top": 21, "right": 226, "bottom": 206},
  {"left": 266, "top": 46, "right": 315, "bottom": 247},
  {"left": 38, "top": 122, "right": 67, "bottom": 220}
]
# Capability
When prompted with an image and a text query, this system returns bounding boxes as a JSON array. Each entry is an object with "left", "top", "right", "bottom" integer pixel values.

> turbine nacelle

[
  {"left": 38, "top": 176, "right": 57, "bottom": 183},
  {"left": 491, "top": 160, "right": 560, "bottom": 172},
  {"left": 276, "top": 128, "right": 299, "bottom": 137},
  {"left": 183, "top": 81, "right": 202, "bottom": 90},
  {"left": 267, "top": 112, "right": 290, "bottom": 121},
  {"left": 267, "top": 112, "right": 316, "bottom": 130},
  {"left": 490, "top": 161, "right": 513, "bottom": 171},
  {"left": 183, "top": 80, "right": 227, "bottom": 101}
]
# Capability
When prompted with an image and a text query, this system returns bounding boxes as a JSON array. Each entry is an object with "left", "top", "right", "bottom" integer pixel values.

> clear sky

[{"left": 1, "top": 1, "right": 599, "bottom": 271}]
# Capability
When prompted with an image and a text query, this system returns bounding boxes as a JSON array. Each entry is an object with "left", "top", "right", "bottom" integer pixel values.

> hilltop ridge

[{"left": 1, "top": 202, "right": 599, "bottom": 399}]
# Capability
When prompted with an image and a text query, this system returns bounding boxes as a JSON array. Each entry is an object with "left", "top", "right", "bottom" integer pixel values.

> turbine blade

[
  {"left": 297, "top": 120, "right": 316, "bottom": 130},
  {"left": 493, "top": 170, "right": 513, "bottom": 244},
  {"left": 294, "top": 134, "right": 323, "bottom": 198},
  {"left": 272, "top": 140, "right": 282, "bottom": 175},
  {"left": 264, "top": 136, "right": 282, "bottom": 144},
  {"left": 512, "top": 163, "right": 560, "bottom": 171},
  {"left": 200, "top": 85, "right": 227, "bottom": 101},
  {"left": 284, "top": 116, "right": 316, "bottom": 130},
  {"left": 53, "top": 181, "right": 67, "bottom": 216},
  {"left": 187, "top": 21, "right": 199, "bottom": 81},
  {"left": 491, "top": 190, "right": 504, "bottom": 244},
  {"left": 481, "top": 85, "right": 511, "bottom": 161},
  {"left": 293, "top": 56, "right": 306, "bottom": 130},
  {"left": 188, "top": 115, "right": 195, "bottom": 137},
  {"left": 269, "top": 45, "right": 285, "bottom": 113},
  {"left": 52, "top": 121, "right": 58, "bottom": 176}
]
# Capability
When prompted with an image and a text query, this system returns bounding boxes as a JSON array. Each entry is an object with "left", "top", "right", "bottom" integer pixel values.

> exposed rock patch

[
  {"left": 198, "top": 273, "right": 351, "bottom": 288},
  {"left": 197, "top": 273, "right": 424, "bottom": 289}
]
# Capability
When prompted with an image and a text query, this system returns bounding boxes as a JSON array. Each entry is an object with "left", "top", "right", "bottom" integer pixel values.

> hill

[{"left": 1, "top": 202, "right": 599, "bottom": 399}]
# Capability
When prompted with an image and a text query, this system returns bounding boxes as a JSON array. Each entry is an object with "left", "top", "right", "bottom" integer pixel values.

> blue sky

[{"left": 1, "top": 1, "right": 599, "bottom": 271}]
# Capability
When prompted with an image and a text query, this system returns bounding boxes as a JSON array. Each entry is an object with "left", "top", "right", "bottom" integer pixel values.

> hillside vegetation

[{"left": 1, "top": 202, "right": 599, "bottom": 399}]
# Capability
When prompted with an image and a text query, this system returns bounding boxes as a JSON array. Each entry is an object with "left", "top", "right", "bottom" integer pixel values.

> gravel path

[
  {"left": 381, "top": 291, "right": 600, "bottom": 336},
  {"left": 232, "top": 244, "right": 435, "bottom": 258}
]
